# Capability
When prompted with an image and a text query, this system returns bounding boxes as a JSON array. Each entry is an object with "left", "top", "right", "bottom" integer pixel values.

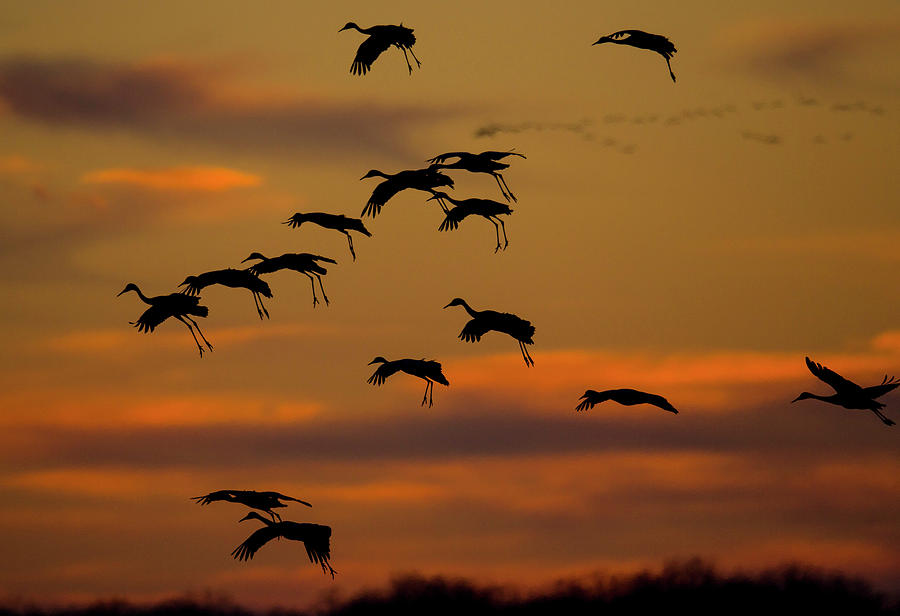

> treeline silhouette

[{"left": 3, "top": 560, "right": 897, "bottom": 616}]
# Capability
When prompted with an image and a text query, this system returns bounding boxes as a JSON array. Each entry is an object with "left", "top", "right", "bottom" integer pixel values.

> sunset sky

[{"left": 2, "top": 0, "right": 899, "bottom": 608}]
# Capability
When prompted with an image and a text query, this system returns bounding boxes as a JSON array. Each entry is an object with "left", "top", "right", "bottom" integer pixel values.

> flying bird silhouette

[
  {"left": 592, "top": 30, "right": 678, "bottom": 82},
  {"left": 116, "top": 283, "right": 213, "bottom": 357},
  {"left": 443, "top": 298, "right": 535, "bottom": 367},
  {"left": 360, "top": 168, "right": 454, "bottom": 217},
  {"left": 792, "top": 357, "right": 897, "bottom": 426},
  {"left": 427, "top": 150, "right": 526, "bottom": 202},
  {"left": 192, "top": 490, "right": 312, "bottom": 522},
  {"left": 179, "top": 268, "right": 272, "bottom": 320},
  {"left": 576, "top": 389, "right": 679, "bottom": 414},
  {"left": 242, "top": 252, "right": 336, "bottom": 307},
  {"left": 284, "top": 212, "right": 372, "bottom": 261},
  {"left": 232, "top": 512, "right": 336, "bottom": 578},
  {"left": 339, "top": 22, "right": 421, "bottom": 75},
  {"left": 367, "top": 356, "right": 450, "bottom": 407},
  {"left": 427, "top": 191, "right": 513, "bottom": 252}
]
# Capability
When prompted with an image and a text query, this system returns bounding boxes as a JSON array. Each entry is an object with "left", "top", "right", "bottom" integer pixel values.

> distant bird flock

[{"left": 114, "top": 20, "right": 895, "bottom": 580}]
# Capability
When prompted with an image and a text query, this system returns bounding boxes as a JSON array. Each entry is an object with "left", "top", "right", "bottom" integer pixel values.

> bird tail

[
  {"left": 255, "top": 279, "right": 274, "bottom": 298},
  {"left": 189, "top": 305, "right": 209, "bottom": 318},
  {"left": 350, "top": 219, "right": 373, "bottom": 236}
]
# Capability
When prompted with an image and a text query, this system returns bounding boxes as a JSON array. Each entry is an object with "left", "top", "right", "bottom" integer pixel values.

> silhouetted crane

[
  {"left": 427, "top": 191, "right": 513, "bottom": 252},
  {"left": 232, "top": 512, "right": 336, "bottom": 578},
  {"left": 284, "top": 212, "right": 372, "bottom": 261},
  {"left": 360, "top": 168, "right": 454, "bottom": 217},
  {"left": 792, "top": 356, "right": 897, "bottom": 426},
  {"left": 339, "top": 22, "right": 421, "bottom": 75},
  {"left": 367, "top": 356, "right": 450, "bottom": 407},
  {"left": 576, "top": 389, "right": 679, "bottom": 414},
  {"left": 443, "top": 298, "right": 535, "bottom": 367},
  {"left": 427, "top": 150, "right": 526, "bottom": 202},
  {"left": 179, "top": 268, "right": 273, "bottom": 320},
  {"left": 592, "top": 30, "right": 678, "bottom": 83},
  {"left": 116, "top": 283, "right": 213, "bottom": 357},
  {"left": 192, "top": 490, "right": 312, "bottom": 522},
  {"left": 242, "top": 252, "right": 336, "bottom": 307}
]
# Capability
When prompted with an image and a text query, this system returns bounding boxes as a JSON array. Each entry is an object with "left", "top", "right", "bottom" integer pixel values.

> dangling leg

[
  {"left": 872, "top": 409, "right": 896, "bottom": 426},
  {"left": 303, "top": 273, "right": 319, "bottom": 307},
  {"left": 519, "top": 340, "right": 534, "bottom": 367},
  {"left": 185, "top": 315, "right": 214, "bottom": 351},
  {"left": 408, "top": 45, "right": 422, "bottom": 68},
  {"left": 497, "top": 217, "right": 509, "bottom": 249},
  {"left": 665, "top": 57, "right": 676, "bottom": 83},
  {"left": 314, "top": 273, "right": 330, "bottom": 306},
  {"left": 253, "top": 291, "right": 270, "bottom": 319},
  {"left": 421, "top": 380, "right": 429, "bottom": 406},
  {"left": 489, "top": 218, "right": 501, "bottom": 253},
  {"left": 400, "top": 47, "right": 414, "bottom": 74},
  {"left": 497, "top": 172, "right": 517, "bottom": 202},
  {"left": 344, "top": 231, "right": 356, "bottom": 261},
  {"left": 176, "top": 315, "right": 205, "bottom": 357},
  {"left": 428, "top": 380, "right": 434, "bottom": 407},
  {"left": 492, "top": 173, "right": 513, "bottom": 202}
]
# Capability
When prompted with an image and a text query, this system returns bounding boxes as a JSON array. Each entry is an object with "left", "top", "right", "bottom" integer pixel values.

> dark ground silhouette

[{"left": 4, "top": 560, "right": 897, "bottom": 616}]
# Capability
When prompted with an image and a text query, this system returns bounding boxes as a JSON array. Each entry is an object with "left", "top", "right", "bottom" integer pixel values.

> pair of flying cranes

[{"left": 128, "top": 21, "right": 896, "bottom": 580}]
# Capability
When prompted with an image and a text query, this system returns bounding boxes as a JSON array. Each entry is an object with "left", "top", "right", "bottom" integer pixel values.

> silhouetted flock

[{"left": 115, "top": 21, "right": 897, "bottom": 581}]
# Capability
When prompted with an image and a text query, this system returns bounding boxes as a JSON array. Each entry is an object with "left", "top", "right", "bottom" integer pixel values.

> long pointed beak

[
  {"left": 240, "top": 256, "right": 252, "bottom": 263},
  {"left": 116, "top": 289, "right": 127, "bottom": 297},
  {"left": 442, "top": 303, "right": 452, "bottom": 309},
  {"left": 368, "top": 359, "right": 379, "bottom": 365},
  {"left": 790, "top": 395, "right": 802, "bottom": 403},
  {"left": 238, "top": 514, "right": 252, "bottom": 522}
]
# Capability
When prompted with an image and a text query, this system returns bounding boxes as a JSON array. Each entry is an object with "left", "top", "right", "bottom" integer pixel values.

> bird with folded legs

[
  {"left": 792, "top": 356, "right": 897, "bottom": 426},
  {"left": 284, "top": 212, "right": 372, "bottom": 261},
  {"left": 366, "top": 356, "right": 450, "bottom": 407},
  {"left": 231, "top": 512, "right": 336, "bottom": 578},
  {"left": 339, "top": 21, "right": 421, "bottom": 75},
  {"left": 359, "top": 168, "right": 453, "bottom": 217},
  {"left": 592, "top": 30, "right": 678, "bottom": 83},
  {"left": 242, "top": 252, "right": 336, "bottom": 308},
  {"left": 427, "top": 150, "right": 526, "bottom": 202},
  {"left": 192, "top": 490, "right": 312, "bottom": 522},
  {"left": 576, "top": 389, "right": 679, "bottom": 414},
  {"left": 116, "top": 283, "right": 213, "bottom": 357},
  {"left": 443, "top": 298, "right": 535, "bottom": 367},
  {"left": 427, "top": 191, "right": 513, "bottom": 253},
  {"left": 179, "top": 268, "right": 273, "bottom": 319}
]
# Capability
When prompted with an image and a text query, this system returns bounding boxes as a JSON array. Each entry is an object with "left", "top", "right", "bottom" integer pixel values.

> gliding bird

[
  {"left": 284, "top": 212, "right": 372, "bottom": 261},
  {"left": 231, "top": 512, "right": 337, "bottom": 578},
  {"left": 179, "top": 268, "right": 273, "bottom": 319},
  {"left": 427, "top": 191, "right": 513, "bottom": 252},
  {"left": 576, "top": 389, "right": 679, "bottom": 414},
  {"left": 360, "top": 168, "right": 454, "bottom": 218},
  {"left": 427, "top": 150, "right": 526, "bottom": 202},
  {"left": 243, "top": 252, "right": 336, "bottom": 308},
  {"left": 792, "top": 356, "right": 897, "bottom": 426},
  {"left": 339, "top": 22, "right": 421, "bottom": 75},
  {"left": 443, "top": 298, "right": 535, "bottom": 367},
  {"left": 592, "top": 30, "right": 678, "bottom": 83},
  {"left": 366, "top": 356, "right": 450, "bottom": 407},
  {"left": 116, "top": 283, "right": 213, "bottom": 357},
  {"left": 192, "top": 489, "right": 312, "bottom": 522}
]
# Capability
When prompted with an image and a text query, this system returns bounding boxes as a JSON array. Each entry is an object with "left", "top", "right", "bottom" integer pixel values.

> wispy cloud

[{"left": 81, "top": 166, "right": 262, "bottom": 192}]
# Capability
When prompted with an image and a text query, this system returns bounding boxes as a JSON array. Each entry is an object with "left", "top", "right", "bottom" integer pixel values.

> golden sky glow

[{"left": 1, "top": 0, "right": 899, "bottom": 609}]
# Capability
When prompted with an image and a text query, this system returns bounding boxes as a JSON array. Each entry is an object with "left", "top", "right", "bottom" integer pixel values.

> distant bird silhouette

[
  {"left": 117, "top": 283, "right": 213, "bottom": 357},
  {"left": 192, "top": 490, "right": 312, "bottom": 522},
  {"left": 179, "top": 268, "right": 272, "bottom": 320},
  {"left": 242, "top": 252, "right": 336, "bottom": 307},
  {"left": 339, "top": 22, "right": 421, "bottom": 75},
  {"left": 443, "top": 298, "right": 535, "bottom": 367},
  {"left": 427, "top": 150, "right": 526, "bottom": 202},
  {"left": 427, "top": 191, "right": 513, "bottom": 252},
  {"left": 284, "top": 212, "right": 372, "bottom": 261},
  {"left": 360, "top": 168, "right": 454, "bottom": 218},
  {"left": 792, "top": 357, "right": 897, "bottom": 426},
  {"left": 576, "top": 389, "right": 679, "bottom": 414},
  {"left": 592, "top": 30, "right": 678, "bottom": 83},
  {"left": 367, "top": 356, "right": 450, "bottom": 407},
  {"left": 232, "top": 512, "right": 336, "bottom": 578}
]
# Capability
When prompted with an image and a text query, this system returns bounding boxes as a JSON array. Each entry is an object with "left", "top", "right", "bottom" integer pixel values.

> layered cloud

[{"left": 82, "top": 166, "right": 262, "bottom": 192}]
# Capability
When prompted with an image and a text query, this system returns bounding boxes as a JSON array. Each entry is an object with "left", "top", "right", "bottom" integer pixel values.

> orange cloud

[
  {"left": 0, "top": 154, "right": 41, "bottom": 175},
  {"left": 81, "top": 166, "right": 262, "bottom": 192}
]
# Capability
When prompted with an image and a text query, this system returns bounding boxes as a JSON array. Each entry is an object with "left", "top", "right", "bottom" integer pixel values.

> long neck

[
  {"left": 441, "top": 194, "right": 463, "bottom": 206},
  {"left": 457, "top": 300, "right": 478, "bottom": 318},
  {"left": 132, "top": 286, "right": 153, "bottom": 305}
]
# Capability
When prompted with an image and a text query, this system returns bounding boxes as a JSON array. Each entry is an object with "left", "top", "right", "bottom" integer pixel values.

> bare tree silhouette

[
  {"left": 192, "top": 490, "right": 312, "bottom": 522},
  {"left": 232, "top": 511, "right": 336, "bottom": 578},
  {"left": 360, "top": 168, "right": 454, "bottom": 217},
  {"left": 443, "top": 298, "right": 535, "bottom": 367},
  {"left": 242, "top": 252, "right": 336, "bottom": 308},
  {"left": 367, "top": 356, "right": 450, "bottom": 407},
  {"left": 793, "top": 357, "right": 897, "bottom": 426},
  {"left": 284, "top": 212, "right": 372, "bottom": 261},
  {"left": 427, "top": 191, "right": 514, "bottom": 252},
  {"left": 593, "top": 30, "right": 678, "bottom": 82},
  {"left": 576, "top": 389, "right": 679, "bottom": 414},
  {"left": 427, "top": 150, "right": 526, "bottom": 202},
  {"left": 339, "top": 22, "right": 421, "bottom": 75},
  {"left": 179, "top": 268, "right": 272, "bottom": 320},
  {"left": 116, "top": 283, "right": 213, "bottom": 357}
]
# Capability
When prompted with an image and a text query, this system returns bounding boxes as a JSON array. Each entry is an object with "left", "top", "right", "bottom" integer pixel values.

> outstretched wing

[
  {"left": 310, "top": 255, "right": 338, "bottom": 265},
  {"left": 367, "top": 362, "right": 402, "bottom": 386},
  {"left": 805, "top": 357, "right": 862, "bottom": 394},
  {"left": 459, "top": 318, "right": 491, "bottom": 343},
  {"left": 426, "top": 151, "right": 467, "bottom": 165},
  {"left": 863, "top": 376, "right": 900, "bottom": 400},
  {"left": 297, "top": 523, "right": 334, "bottom": 569},
  {"left": 351, "top": 36, "right": 392, "bottom": 75},
  {"left": 479, "top": 150, "right": 526, "bottom": 160},
  {"left": 231, "top": 525, "right": 282, "bottom": 561},
  {"left": 132, "top": 305, "right": 172, "bottom": 333},
  {"left": 191, "top": 490, "right": 235, "bottom": 505},
  {"left": 265, "top": 491, "right": 313, "bottom": 508},
  {"left": 362, "top": 179, "right": 403, "bottom": 217},
  {"left": 575, "top": 390, "right": 609, "bottom": 412}
]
